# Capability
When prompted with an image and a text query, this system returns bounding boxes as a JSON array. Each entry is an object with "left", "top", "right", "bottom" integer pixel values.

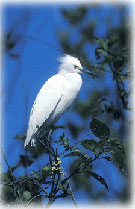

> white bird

[{"left": 24, "top": 55, "right": 83, "bottom": 147}]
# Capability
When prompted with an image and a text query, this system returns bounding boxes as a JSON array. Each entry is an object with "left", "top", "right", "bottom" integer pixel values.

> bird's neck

[
  {"left": 58, "top": 69, "right": 81, "bottom": 79},
  {"left": 58, "top": 71, "right": 82, "bottom": 89},
  {"left": 59, "top": 71, "right": 81, "bottom": 80}
]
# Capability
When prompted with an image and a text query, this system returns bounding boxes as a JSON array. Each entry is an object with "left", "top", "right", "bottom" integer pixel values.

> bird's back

[{"left": 25, "top": 74, "right": 64, "bottom": 146}]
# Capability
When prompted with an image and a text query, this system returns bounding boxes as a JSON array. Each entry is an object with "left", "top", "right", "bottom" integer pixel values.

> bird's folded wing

[{"left": 25, "top": 74, "right": 64, "bottom": 145}]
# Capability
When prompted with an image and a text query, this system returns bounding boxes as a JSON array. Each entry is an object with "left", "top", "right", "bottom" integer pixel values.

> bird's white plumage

[{"left": 24, "top": 55, "right": 83, "bottom": 146}]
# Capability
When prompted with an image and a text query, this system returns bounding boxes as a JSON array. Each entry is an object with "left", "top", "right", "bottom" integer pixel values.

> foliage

[{"left": 1, "top": 117, "right": 127, "bottom": 206}]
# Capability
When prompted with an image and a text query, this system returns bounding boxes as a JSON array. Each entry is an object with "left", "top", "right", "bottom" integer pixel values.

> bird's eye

[{"left": 74, "top": 65, "right": 79, "bottom": 69}]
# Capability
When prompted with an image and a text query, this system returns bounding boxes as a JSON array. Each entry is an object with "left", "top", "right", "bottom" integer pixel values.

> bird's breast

[
  {"left": 63, "top": 73, "right": 82, "bottom": 100},
  {"left": 50, "top": 73, "right": 82, "bottom": 122}
]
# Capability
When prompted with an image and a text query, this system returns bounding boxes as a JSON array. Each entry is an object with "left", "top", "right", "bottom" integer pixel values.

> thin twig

[
  {"left": 70, "top": 133, "right": 92, "bottom": 150},
  {"left": 31, "top": 176, "right": 49, "bottom": 197},
  {"left": 61, "top": 165, "right": 78, "bottom": 207},
  {"left": 28, "top": 35, "right": 62, "bottom": 53},
  {"left": 46, "top": 198, "right": 55, "bottom": 207},
  {"left": 26, "top": 194, "right": 47, "bottom": 206},
  {"left": 37, "top": 138, "right": 55, "bottom": 157},
  {"left": 59, "top": 132, "right": 92, "bottom": 157}
]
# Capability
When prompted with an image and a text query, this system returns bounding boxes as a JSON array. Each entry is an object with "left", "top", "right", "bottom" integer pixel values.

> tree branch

[
  {"left": 59, "top": 132, "right": 92, "bottom": 157},
  {"left": 26, "top": 194, "right": 47, "bottom": 206},
  {"left": 31, "top": 176, "right": 49, "bottom": 197}
]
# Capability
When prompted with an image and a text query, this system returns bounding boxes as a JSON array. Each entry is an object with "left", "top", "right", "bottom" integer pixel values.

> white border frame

[{"left": 0, "top": 1, "right": 134, "bottom": 209}]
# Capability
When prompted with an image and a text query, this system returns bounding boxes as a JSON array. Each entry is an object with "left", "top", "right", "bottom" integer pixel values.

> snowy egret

[{"left": 24, "top": 55, "right": 84, "bottom": 147}]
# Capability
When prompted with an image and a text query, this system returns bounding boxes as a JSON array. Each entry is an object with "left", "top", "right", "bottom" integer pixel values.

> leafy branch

[{"left": 1, "top": 116, "right": 127, "bottom": 206}]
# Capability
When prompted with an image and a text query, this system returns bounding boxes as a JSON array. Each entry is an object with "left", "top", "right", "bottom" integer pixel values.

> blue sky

[{"left": 2, "top": 3, "right": 130, "bottom": 204}]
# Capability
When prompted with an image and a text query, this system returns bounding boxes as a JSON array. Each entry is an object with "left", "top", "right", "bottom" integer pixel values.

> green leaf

[
  {"left": 98, "top": 49, "right": 107, "bottom": 57},
  {"left": 58, "top": 183, "right": 64, "bottom": 190},
  {"left": 42, "top": 165, "right": 51, "bottom": 178},
  {"left": 81, "top": 139, "right": 96, "bottom": 151},
  {"left": 33, "top": 173, "right": 40, "bottom": 179},
  {"left": 63, "top": 151, "right": 84, "bottom": 158},
  {"left": 95, "top": 47, "right": 102, "bottom": 60},
  {"left": 64, "top": 138, "right": 69, "bottom": 146},
  {"left": 96, "top": 39, "right": 108, "bottom": 50},
  {"left": 22, "top": 191, "right": 31, "bottom": 201},
  {"left": 42, "top": 166, "right": 50, "bottom": 171},
  {"left": 96, "top": 140, "right": 105, "bottom": 150},
  {"left": 103, "top": 40, "right": 108, "bottom": 50},
  {"left": 96, "top": 39, "right": 104, "bottom": 46},
  {"left": 58, "top": 133, "right": 70, "bottom": 150},
  {"left": 89, "top": 171, "right": 109, "bottom": 191},
  {"left": 117, "top": 75, "right": 127, "bottom": 82},
  {"left": 90, "top": 118, "right": 110, "bottom": 140},
  {"left": 72, "top": 147, "right": 80, "bottom": 152}
]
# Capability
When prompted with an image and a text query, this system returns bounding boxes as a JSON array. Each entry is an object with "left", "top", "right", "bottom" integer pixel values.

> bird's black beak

[{"left": 81, "top": 68, "right": 99, "bottom": 78}]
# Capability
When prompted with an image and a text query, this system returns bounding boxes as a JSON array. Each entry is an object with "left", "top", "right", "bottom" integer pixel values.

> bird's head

[{"left": 58, "top": 55, "right": 83, "bottom": 74}]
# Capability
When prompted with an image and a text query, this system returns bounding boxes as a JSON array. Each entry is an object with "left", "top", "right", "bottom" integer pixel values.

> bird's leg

[
  {"left": 48, "top": 128, "right": 56, "bottom": 157},
  {"left": 47, "top": 129, "right": 53, "bottom": 186},
  {"left": 31, "top": 138, "right": 36, "bottom": 146},
  {"left": 46, "top": 126, "right": 56, "bottom": 157},
  {"left": 48, "top": 129, "right": 53, "bottom": 142}
]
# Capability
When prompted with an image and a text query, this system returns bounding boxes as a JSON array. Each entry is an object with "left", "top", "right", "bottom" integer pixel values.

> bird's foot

[{"left": 31, "top": 138, "right": 36, "bottom": 146}]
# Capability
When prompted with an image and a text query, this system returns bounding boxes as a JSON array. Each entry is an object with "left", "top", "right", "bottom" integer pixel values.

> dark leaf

[
  {"left": 102, "top": 156, "right": 113, "bottom": 161},
  {"left": 81, "top": 139, "right": 97, "bottom": 151},
  {"left": 81, "top": 23, "right": 95, "bottom": 42},
  {"left": 109, "top": 137, "right": 125, "bottom": 154},
  {"left": 67, "top": 121, "right": 83, "bottom": 138},
  {"left": 89, "top": 171, "right": 109, "bottom": 191},
  {"left": 90, "top": 118, "right": 110, "bottom": 140},
  {"left": 20, "top": 155, "right": 33, "bottom": 167},
  {"left": 96, "top": 140, "right": 105, "bottom": 149},
  {"left": 42, "top": 166, "right": 51, "bottom": 178},
  {"left": 63, "top": 151, "right": 84, "bottom": 158},
  {"left": 61, "top": 6, "right": 87, "bottom": 26}
]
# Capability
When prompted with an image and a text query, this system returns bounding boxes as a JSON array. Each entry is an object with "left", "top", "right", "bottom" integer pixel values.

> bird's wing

[{"left": 25, "top": 74, "right": 64, "bottom": 146}]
